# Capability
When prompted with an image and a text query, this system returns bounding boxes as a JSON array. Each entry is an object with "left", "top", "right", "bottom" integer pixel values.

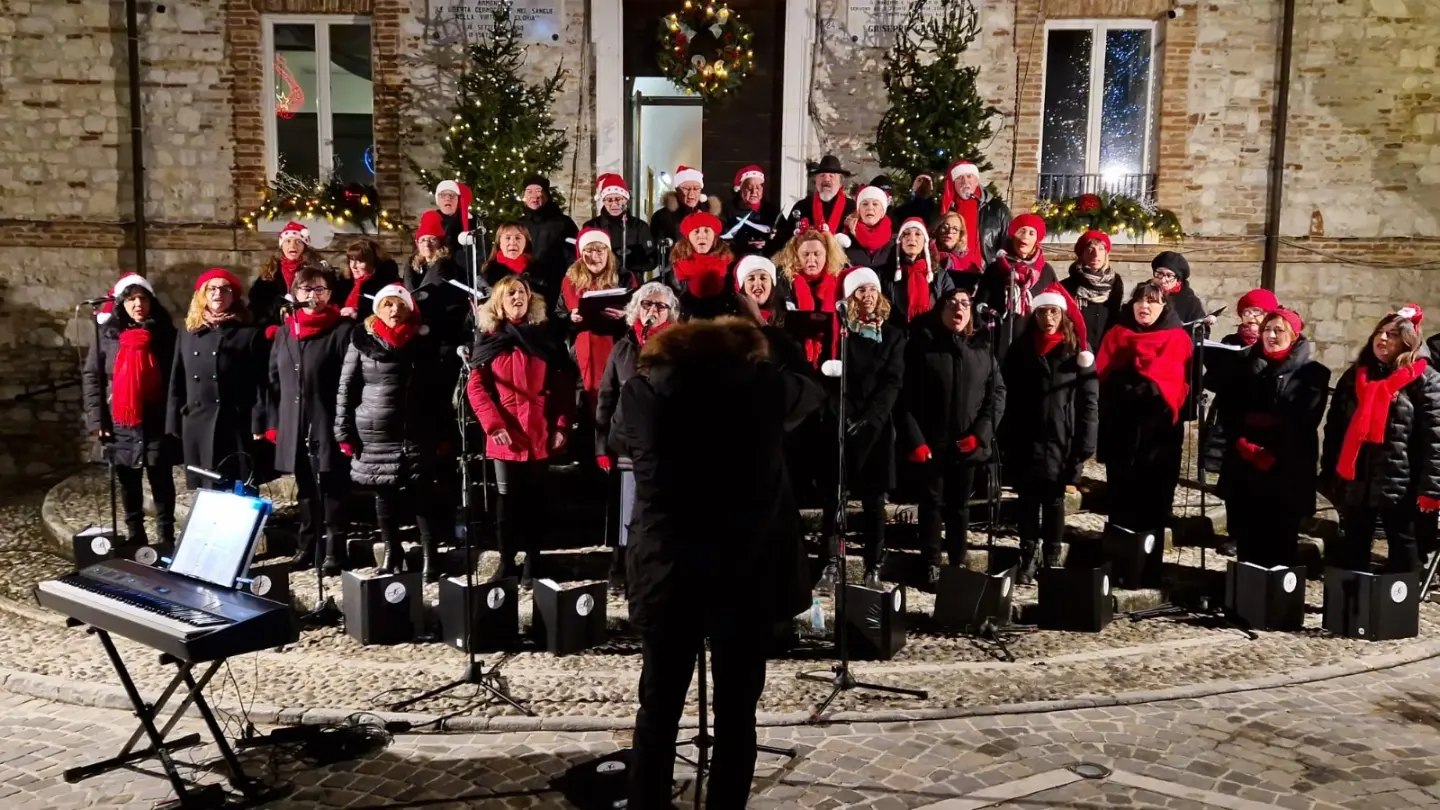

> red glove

[
  {"left": 264, "top": 325, "right": 279, "bottom": 341},
  {"left": 1235, "top": 438, "right": 1276, "bottom": 472},
  {"left": 596, "top": 455, "right": 613, "bottom": 473},
  {"left": 908, "top": 445, "right": 932, "bottom": 463},
  {"left": 263, "top": 428, "right": 277, "bottom": 444},
  {"left": 338, "top": 442, "right": 355, "bottom": 458},
  {"left": 1419, "top": 496, "right": 1440, "bottom": 513},
  {"left": 956, "top": 435, "right": 979, "bottom": 454}
]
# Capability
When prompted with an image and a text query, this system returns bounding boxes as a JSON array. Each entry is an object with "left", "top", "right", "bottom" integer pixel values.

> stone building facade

[{"left": 0, "top": 0, "right": 1436, "bottom": 481}]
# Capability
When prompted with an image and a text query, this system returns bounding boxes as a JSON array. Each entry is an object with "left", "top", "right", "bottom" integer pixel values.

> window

[
  {"left": 1038, "top": 20, "right": 1157, "bottom": 201},
  {"left": 263, "top": 16, "right": 374, "bottom": 185}
]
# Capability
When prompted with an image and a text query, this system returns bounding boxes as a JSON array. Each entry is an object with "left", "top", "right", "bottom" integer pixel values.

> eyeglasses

[
  {"left": 944, "top": 297, "right": 971, "bottom": 309},
  {"left": 639, "top": 300, "right": 672, "bottom": 312},
  {"left": 581, "top": 245, "right": 609, "bottom": 255},
  {"left": 206, "top": 284, "right": 234, "bottom": 294},
  {"left": 937, "top": 225, "right": 961, "bottom": 234},
  {"left": 1152, "top": 270, "right": 1178, "bottom": 282},
  {"left": 297, "top": 285, "right": 331, "bottom": 295}
]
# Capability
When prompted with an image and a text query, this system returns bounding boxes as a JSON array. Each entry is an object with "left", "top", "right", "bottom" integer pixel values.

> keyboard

[{"left": 36, "top": 559, "right": 298, "bottom": 662}]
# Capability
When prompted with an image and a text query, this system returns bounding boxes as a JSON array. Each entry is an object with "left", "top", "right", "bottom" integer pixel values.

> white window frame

[
  {"left": 1038, "top": 18, "right": 1159, "bottom": 184},
  {"left": 262, "top": 14, "right": 371, "bottom": 182}
]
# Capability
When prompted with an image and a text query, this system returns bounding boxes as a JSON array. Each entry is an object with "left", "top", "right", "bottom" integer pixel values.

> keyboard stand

[{"left": 63, "top": 624, "right": 278, "bottom": 809}]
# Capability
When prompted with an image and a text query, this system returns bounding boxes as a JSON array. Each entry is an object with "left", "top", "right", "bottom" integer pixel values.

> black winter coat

[
  {"left": 267, "top": 317, "right": 354, "bottom": 475},
  {"left": 844, "top": 240, "right": 895, "bottom": 273},
  {"left": 836, "top": 322, "right": 906, "bottom": 495},
  {"left": 1059, "top": 264, "right": 1124, "bottom": 352},
  {"left": 660, "top": 266, "right": 740, "bottom": 322},
  {"left": 166, "top": 321, "right": 269, "bottom": 485},
  {"left": 612, "top": 318, "right": 825, "bottom": 636},
  {"left": 1166, "top": 283, "right": 1208, "bottom": 327},
  {"left": 406, "top": 257, "right": 472, "bottom": 396},
  {"left": 247, "top": 275, "right": 288, "bottom": 329},
  {"left": 881, "top": 254, "right": 957, "bottom": 329},
  {"left": 721, "top": 199, "right": 784, "bottom": 258},
  {"left": 1321, "top": 360, "right": 1440, "bottom": 510},
  {"left": 976, "top": 257, "right": 1059, "bottom": 364},
  {"left": 1095, "top": 309, "right": 1189, "bottom": 472},
  {"left": 84, "top": 317, "right": 180, "bottom": 469},
  {"left": 335, "top": 325, "right": 444, "bottom": 488},
  {"left": 518, "top": 202, "right": 579, "bottom": 300},
  {"left": 942, "top": 191, "right": 1012, "bottom": 266},
  {"left": 582, "top": 211, "right": 657, "bottom": 275},
  {"left": 595, "top": 330, "right": 642, "bottom": 460},
  {"left": 898, "top": 316, "right": 1006, "bottom": 463},
  {"left": 1215, "top": 338, "right": 1330, "bottom": 515},
  {"left": 649, "top": 202, "right": 703, "bottom": 252},
  {"left": 1001, "top": 337, "right": 1098, "bottom": 488}
]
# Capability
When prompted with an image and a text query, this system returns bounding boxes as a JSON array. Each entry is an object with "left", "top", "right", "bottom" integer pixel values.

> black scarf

[{"left": 472, "top": 320, "right": 572, "bottom": 370}]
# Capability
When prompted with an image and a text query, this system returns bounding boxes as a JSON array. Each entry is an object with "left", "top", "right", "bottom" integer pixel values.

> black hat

[
  {"left": 868, "top": 174, "right": 895, "bottom": 194},
  {"left": 1151, "top": 250, "right": 1190, "bottom": 281},
  {"left": 807, "top": 155, "right": 852, "bottom": 177},
  {"left": 522, "top": 174, "right": 551, "bottom": 191}
]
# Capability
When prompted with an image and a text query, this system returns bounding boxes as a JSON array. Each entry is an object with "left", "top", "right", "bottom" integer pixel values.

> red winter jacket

[{"left": 466, "top": 348, "right": 574, "bottom": 462}]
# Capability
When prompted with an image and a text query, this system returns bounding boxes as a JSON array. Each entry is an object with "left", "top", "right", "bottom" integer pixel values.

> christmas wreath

[
  {"left": 656, "top": 2, "right": 755, "bottom": 101},
  {"left": 1033, "top": 192, "right": 1183, "bottom": 241},
  {"left": 240, "top": 171, "right": 401, "bottom": 234}
]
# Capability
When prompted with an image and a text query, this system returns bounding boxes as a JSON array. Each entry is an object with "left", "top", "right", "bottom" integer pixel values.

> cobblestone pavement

[{"left": 3, "top": 655, "right": 1440, "bottom": 808}]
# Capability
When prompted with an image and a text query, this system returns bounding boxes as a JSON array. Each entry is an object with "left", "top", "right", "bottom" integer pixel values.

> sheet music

[{"left": 169, "top": 491, "right": 267, "bottom": 588}]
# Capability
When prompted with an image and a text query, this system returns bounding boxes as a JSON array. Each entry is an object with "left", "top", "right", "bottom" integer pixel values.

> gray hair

[{"left": 625, "top": 281, "right": 680, "bottom": 324}]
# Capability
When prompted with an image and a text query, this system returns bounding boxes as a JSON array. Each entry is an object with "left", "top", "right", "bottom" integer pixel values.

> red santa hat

[
  {"left": 842, "top": 266, "right": 882, "bottom": 300},
  {"left": 595, "top": 173, "right": 630, "bottom": 201},
  {"left": 433, "top": 180, "right": 473, "bottom": 231},
  {"left": 733, "top": 165, "right": 765, "bottom": 191},
  {"left": 894, "top": 217, "right": 932, "bottom": 283},
  {"left": 1394, "top": 303, "right": 1424, "bottom": 328},
  {"left": 195, "top": 268, "right": 244, "bottom": 295},
  {"left": 1029, "top": 284, "right": 1093, "bottom": 368},
  {"left": 575, "top": 226, "right": 612, "bottom": 258},
  {"left": 734, "top": 255, "right": 777, "bottom": 290},
  {"left": 278, "top": 221, "right": 310, "bottom": 246},
  {"left": 95, "top": 273, "right": 155, "bottom": 323},
  {"left": 939, "top": 160, "right": 983, "bottom": 214},
  {"left": 415, "top": 210, "right": 447, "bottom": 243},
  {"left": 673, "top": 165, "right": 704, "bottom": 188},
  {"left": 1236, "top": 288, "right": 1279, "bottom": 315}
]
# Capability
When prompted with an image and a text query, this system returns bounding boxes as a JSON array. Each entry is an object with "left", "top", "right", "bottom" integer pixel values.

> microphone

[
  {"left": 455, "top": 344, "right": 471, "bottom": 370},
  {"left": 641, "top": 316, "right": 656, "bottom": 342},
  {"left": 84, "top": 295, "right": 115, "bottom": 306},
  {"left": 973, "top": 302, "right": 1002, "bottom": 320}
]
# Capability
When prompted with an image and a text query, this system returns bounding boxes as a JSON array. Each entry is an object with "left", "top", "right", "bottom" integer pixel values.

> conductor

[{"left": 612, "top": 311, "right": 825, "bottom": 809}]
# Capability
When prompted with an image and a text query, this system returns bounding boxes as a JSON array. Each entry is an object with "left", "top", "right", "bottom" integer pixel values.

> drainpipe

[
  {"left": 125, "top": 0, "right": 147, "bottom": 275},
  {"left": 1260, "top": 0, "right": 1296, "bottom": 292}
]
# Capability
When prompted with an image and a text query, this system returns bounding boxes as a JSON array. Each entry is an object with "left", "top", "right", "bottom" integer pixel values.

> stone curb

[{"left": 4, "top": 636, "right": 1439, "bottom": 735}]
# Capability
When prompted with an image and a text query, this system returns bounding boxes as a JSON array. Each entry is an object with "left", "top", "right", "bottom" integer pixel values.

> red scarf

[
  {"left": 1337, "top": 360, "right": 1427, "bottom": 481},
  {"left": 903, "top": 260, "right": 932, "bottom": 323},
  {"left": 957, "top": 196, "right": 981, "bottom": 261},
  {"left": 1095, "top": 325, "right": 1193, "bottom": 423},
  {"left": 279, "top": 256, "right": 304, "bottom": 288},
  {"left": 373, "top": 316, "right": 418, "bottom": 349},
  {"left": 852, "top": 217, "right": 893, "bottom": 255},
  {"left": 996, "top": 247, "right": 1047, "bottom": 316},
  {"left": 1261, "top": 343, "right": 1293, "bottom": 362},
  {"left": 286, "top": 304, "right": 344, "bottom": 340},
  {"left": 792, "top": 272, "right": 840, "bottom": 365},
  {"left": 633, "top": 318, "right": 673, "bottom": 345},
  {"left": 675, "top": 253, "right": 731, "bottom": 298},
  {"left": 343, "top": 281, "right": 364, "bottom": 315},
  {"left": 1033, "top": 327, "right": 1064, "bottom": 357},
  {"left": 810, "top": 191, "right": 848, "bottom": 236},
  {"left": 496, "top": 252, "right": 530, "bottom": 274},
  {"left": 111, "top": 327, "right": 162, "bottom": 428}
]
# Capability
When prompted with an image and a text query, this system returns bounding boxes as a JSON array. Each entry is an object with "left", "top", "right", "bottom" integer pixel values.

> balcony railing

[{"left": 1037, "top": 173, "right": 1157, "bottom": 203}]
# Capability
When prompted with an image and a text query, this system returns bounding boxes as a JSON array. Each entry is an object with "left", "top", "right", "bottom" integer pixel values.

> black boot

[
  {"left": 520, "top": 549, "right": 537, "bottom": 590},
  {"left": 607, "top": 545, "right": 626, "bottom": 595},
  {"left": 1017, "top": 541, "right": 1039, "bottom": 586},
  {"left": 292, "top": 533, "right": 317, "bottom": 572},
  {"left": 321, "top": 532, "right": 343, "bottom": 577},
  {"left": 489, "top": 494, "right": 521, "bottom": 582},
  {"left": 421, "top": 538, "right": 439, "bottom": 584},
  {"left": 124, "top": 517, "right": 148, "bottom": 549},
  {"left": 379, "top": 537, "right": 404, "bottom": 574}
]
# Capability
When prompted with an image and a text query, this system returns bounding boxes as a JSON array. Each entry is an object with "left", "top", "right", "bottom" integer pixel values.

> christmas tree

[
  {"left": 870, "top": 0, "right": 1000, "bottom": 180},
  {"left": 411, "top": 3, "right": 568, "bottom": 226}
]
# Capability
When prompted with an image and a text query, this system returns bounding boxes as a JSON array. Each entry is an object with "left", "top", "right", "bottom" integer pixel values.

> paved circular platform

[{"left": 5, "top": 466, "right": 1437, "bottom": 732}]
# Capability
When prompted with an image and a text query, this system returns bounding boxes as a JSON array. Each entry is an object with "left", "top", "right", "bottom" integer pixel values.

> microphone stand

[
  {"left": 298, "top": 343, "right": 342, "bottom": 627},
  {"left": 797, "top": 309, "right": 929, "bottom": 721},
  {"left": 89, "top": 300, "right": 120, "bottom": 542},
  {"left": 620, "top": 213, "right": 629, "bottom": 275},
  {"left": 390, "top": 347, "right": 532, "bottom": 715}
]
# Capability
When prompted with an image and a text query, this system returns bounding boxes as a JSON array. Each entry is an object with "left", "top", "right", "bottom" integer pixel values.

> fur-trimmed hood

[
  {"left": 638, "top": 316, "right": 770, "bottom": 372},
  {"left": 477, "top": 292, "right": 548, "bottom": 334}
]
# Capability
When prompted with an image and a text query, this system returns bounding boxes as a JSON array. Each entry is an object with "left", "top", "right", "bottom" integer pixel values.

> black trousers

[
  {"left": 1105, "top": 449, "right": 1179, "bottom": 535},
  {"left": 629, "top": 626, "right": 768, "bottom": 810},
  {"left": 494, "top": 461, "right": 547, "bottom": 559},
  {"left": 917, "top": 461, "right": 977, "bottom": 565},
  {"left": 1226, "top": 496, "right": 1302, "bottom": 568},
  {"left": 114, "top": 464, "right": 176, "bottom": 543},
  {"left": 1017, "top": 481, "right": 1065, "bottom": 556},
  {"left": 1335, "top": 504, "right": 1420, "bottom": 573},
  {"left": 293, "top": 452, "right": 349, "bottom": 540},
  {"left": 374, "top": 478, "right": 436, "bottom": 544}
]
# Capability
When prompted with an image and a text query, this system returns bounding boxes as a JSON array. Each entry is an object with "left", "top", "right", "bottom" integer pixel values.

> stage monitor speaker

[
  {"left": 1102, "top": 523, "right": 1163, "bottom": 588},
  {"left": 244, "top": 562, "right": 293, "bottom": 608},
  {"left": 1323, "top": 567, "right": 1418, "bottom": 641},
  {"left": 933, "top": 565, "right": 1015, "bottom": 632},
  {"left": 531, "top": 579, "right": 607, "bottom": 655},
  {"left": 1037, "top": 563, "right": 1113, "bottom": 632},
  {"left": 841, "top": 584, "right": 907, "bottom": 660},
  {"left": 439, "top": 576, "right": 519, "bottom": 652},
  {"left": 1225, "top": 562, "right": 1304, "bottom": 631},
  {"left": 554, "top": 749, "right": 632, "bottom": 810},
  {"left": 342, "top": 570, "right": 424, "bottom": 645},
  {"left": 72, "top": 525, "right": 122, "bottom": 570}
]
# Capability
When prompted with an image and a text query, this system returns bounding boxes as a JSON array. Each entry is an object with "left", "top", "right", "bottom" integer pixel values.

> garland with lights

[
  {"left": 240, "top": 172, "right": 400, "bottom": 234},
  {"left": 656, "top": 2, "right": 755, "bottom": 101},
  {"left": 1033, "top": 192, "right": 1184, "bottom": 241}
]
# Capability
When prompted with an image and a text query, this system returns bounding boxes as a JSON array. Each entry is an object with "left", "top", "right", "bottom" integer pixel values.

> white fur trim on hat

[
  {"left": 673, "top": 166, "right": 704, "bottom": 188},
  {"left": 278, "top": 223, "right": 310, "bottom": 246},
  {"left": 577, "top": 228, "right": 611, "bottom": 253},
  {"left": 112, "top": 273, "right": 154, "bottom": 300},
  {"left": 835, "top": 232, "right": 852, "bottom": 249},
  {"left": 820, "top": 359, "right": 842, "bottom": 379},
  {"left": 842, "top": 267, "right": 881, "bottom": 300},
  {"left": 434, "top": 180, "right": 461, "bottom": 203},
  {"left": 950, "top": 162, "right": 981, "bottom": 180},
  {"left": 734, "top": 255, "right": 777, "bottom": 288},
  {"left": 855, "top": 185, "right": 890, "bottom": 209},
  {"left": 733, "top": 167, "right": 764, "bottom": 191},
  {"left": 896, "top": 218, "right": 928, "bottom": 239},
  {"left": 373, "top": 283, "right": 414, "bottom": 311},
  {"left": 595, "top": 173, "right": 630, "bottom": 200},
  {"left": 1030, "top": 291, "right": 1068, "bottom": 311}
]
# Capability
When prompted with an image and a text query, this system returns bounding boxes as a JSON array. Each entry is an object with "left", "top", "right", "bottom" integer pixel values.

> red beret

[
  {"left": 1236, "top": 288, "right": 1279, "bottom": 315},
  {"left": 1075, "top": 229, "right": 1111, "bottom": 255},
  {"left": 194, "top": 268, "right": 243, "bottom": 295},
  {"left": 680, "top": 211, "right": 723, "bottom": 237},
  {"left": 1008, "top": 213, "right": 1047, "bottom": 243}
]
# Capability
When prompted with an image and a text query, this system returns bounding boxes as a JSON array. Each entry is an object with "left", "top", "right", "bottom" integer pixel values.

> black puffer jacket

[
  {"left": 335, "top": 322, "right": 443, "bottom": 488},
  {"left": 582, "top": 211, "right": 656, "bottom": 275},
  {"left": 1321, "top": 359, "right": 1440, "bottom": 510},
  {"left": 519, "top": 202, "right": 579, "bottom": 300},
  {"left": 1216, "top": 337, "right": 1330, "bottom": 515},
  {"left": 1001, "top": 333, "right": 1099, "bottom": 488},
  {"left": 83, "top": 315, "right": 180, "bottom": 469},
  {"left": 595, "top": 329, "right": 642, "bottom": 460},
  {"left": 897, "top": 314, "right": 1006, "bottom": 463}
]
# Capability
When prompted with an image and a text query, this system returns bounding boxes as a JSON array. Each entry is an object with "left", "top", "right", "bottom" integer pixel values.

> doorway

[{"left": 628, "top": 78, "right": 703, "bottom": 220}]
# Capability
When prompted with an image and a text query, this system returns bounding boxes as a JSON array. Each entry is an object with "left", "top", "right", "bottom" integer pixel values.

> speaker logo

[
  {"left": 487, "top": 587, "right": 506, "bottom": 609},
  {"left": 384, "top": 582, "right": 408, "bottom": 604},
  {"left": 576, "top": 594, "right": 595, "bottom": 617}
]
